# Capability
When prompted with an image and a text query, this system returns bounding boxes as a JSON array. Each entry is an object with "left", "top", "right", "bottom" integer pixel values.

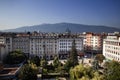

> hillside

[{"left": 4, "top": 23, "right": 120, "bottom": 33}]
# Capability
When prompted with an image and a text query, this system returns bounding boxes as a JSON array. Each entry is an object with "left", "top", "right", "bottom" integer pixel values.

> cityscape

[{"left": 0, "top": 0, "right": 120, "bottom": 80}]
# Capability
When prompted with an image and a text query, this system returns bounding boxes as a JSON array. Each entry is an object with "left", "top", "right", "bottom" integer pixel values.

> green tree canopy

[
  {"left": 70, "top": 64, "right": 104, "bottom": 80},
  {"left": 64, "top": 39, "right": 78, "bottom": 72},
  {"left": 4, "top": 50, "right": 26, "bottom": 64},
  {"left": 69, "top": 39, "right": 78, "bottom": 66},
  {"left": 70, "top": 64, "right": 93, "bottom": 80},
  {"left": 52, "top": 56, "right": 63, "bottom": 73},
  {"left": 53, "top": 56, "right": 60, "bottom": 68},
  {"left": 19, "top": 63, "right": 38, "bottom": 80},
  {"left": 104, "top": 61, "right": 120, "bottom": 80},
  {"left": 92, "top": 59, "right": 99, "bottom": 70},
  {"left": 41, "top": 58, "right": 48, "bottom": 68},
  {"left": 95, "top": 54, "right": 105, "bottom": 64},
  {"left": 30, "top": 56, "right": 40, "bottom": 66}
]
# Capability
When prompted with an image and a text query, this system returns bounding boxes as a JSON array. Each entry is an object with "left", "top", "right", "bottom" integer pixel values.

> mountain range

[{"left": 3, "top": 23, "right": 120, "bottom": 33}]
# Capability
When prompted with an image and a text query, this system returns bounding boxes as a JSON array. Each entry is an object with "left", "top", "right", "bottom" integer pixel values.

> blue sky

[{"left": 0, "top": 0, "right": 120, "bottom": 30}]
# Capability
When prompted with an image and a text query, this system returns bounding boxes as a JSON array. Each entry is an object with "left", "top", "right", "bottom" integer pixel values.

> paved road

[{"left": 48, "top": 58, "right": 92, "bottom": 66}]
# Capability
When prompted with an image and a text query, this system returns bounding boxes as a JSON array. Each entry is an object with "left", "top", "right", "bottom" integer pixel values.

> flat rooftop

[
  {"left": 0, "top": 64, "right": 22, "bottom": 80},
  {"left": 0, "top": 67, "right": 18, "bottom": 77}
]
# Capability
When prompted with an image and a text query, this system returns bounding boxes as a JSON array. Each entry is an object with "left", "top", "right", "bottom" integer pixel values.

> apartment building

[
  {"left": 103, "top": 35, "right": 120, "bottom": 62},
  {"left": 29, "top": 31, "right": 84, "bottom": 59},
  {"left": 1, "top": 33, "right": 15, "bottom": 53},
  {"left": 58, "top": 34, "right": 83, "bottom": 59},
  {"left": 30, "top": 32, "right": 58, "bottom": 59},
  {"left": 0, "top": 44, "right": 6, "bottom": 63},
  {"left": 5, "top": 37, "right": 13, "bottom": 53},
  {"left": 0, "top": 37, "right": 7, "bottom": 63},
  {"left": 0, "top": 31, "right": 84, "bottom": 60},
  {"left": 12, "top": 33, "right": 30, "bottom": 53},
  {"left": 84, "top": 32, "right": 103, "bottom": 53}
]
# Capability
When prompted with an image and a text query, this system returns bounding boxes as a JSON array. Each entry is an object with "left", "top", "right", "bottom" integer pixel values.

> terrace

[{"left": 0, "top": 64, "right": 22, "bottom": 80}]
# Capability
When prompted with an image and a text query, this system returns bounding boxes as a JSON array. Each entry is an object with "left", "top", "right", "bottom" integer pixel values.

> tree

[
  {"left": 70, "top": 64, "right": 104, "bottom": 80},
  {"left": 4, "top": 50, "right": 26, "bottom": 64},
  {"left": 92, "top": 54, "right": 105, "bottom": 70},
  {"left": 64, "top": 40, "right": 78, "bottom": 72},
  {"left": 40, "top": 58, "right": 48, "bottom": 74},
  {"left": 53, "top": 56, "right": 60, "bottom": 68},
  {"left": 70, "top": 64, "right": 92, "bottom": 80},
  {"left": 40, "top": 50, "right": 48, "bottom": 67},
  {"left": 95, "top": 54, "right": 105, "bottom": 64},
  {"left": 92, "top": 59, "right": 99, "bottom": 70},
  {"left": 64, "top": 59, "right": 73, "bottom": 72},
  {"left": 92, "top": 72, "right": 104, "bottom": 80},
  {"left": 40, "top": 58, "right": 48, "bottom": 68},
  {"left": 104, "top": 61, "right": 120, "bottom": 80},
  {"left": 19, "top": 63, "right": 38, "bottom": 80},
  {"left": 69, "top": 39, "right": 78, "bottom": 66},
  {"left": 30, "top": 56, "right": 40, "bottom": 66},
  {"left": 52, "top": 56, "right": 63, "bottom": 72}
]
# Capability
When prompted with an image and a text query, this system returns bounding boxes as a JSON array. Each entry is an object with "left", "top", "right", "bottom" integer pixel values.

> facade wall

[
  {"left": 0, "top": 37, "right": 8, "bottom": 63},
  {"left": 30, "top": 37, "right": 58, "bottom": 58},
  {"left": 5, "top": 37, "right": 12, "bottom": 53},
  {"left": 0, "top": 37, "right": 6, "bottom": 44},
  {"left": 58, "top": 38, "right": 83, "bottom": 53},
  {"left": 29, "top": 33, "right": 83, "bottom": 59},
  {"left": 84, "top": 32, "right": 103, "bottom": 52},
  {"left": 12, "top": 35, "right": 30, "bottom": 53},
  {"left": 0, "top": 32, "right": 83, "bottom": 60},
  {"left": 103, "top": 36, "right": 120, "bottom": 62},
  {"left": 0, "top": 45, "right": 6, "bottom": 63},
  {"left": 30, "top": 33, "right": 58, "bottom": 59}
]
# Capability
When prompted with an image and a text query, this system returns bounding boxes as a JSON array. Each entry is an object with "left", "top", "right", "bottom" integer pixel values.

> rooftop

[{"left": 0, "top": 64, "right": 22, "bottom": 80}]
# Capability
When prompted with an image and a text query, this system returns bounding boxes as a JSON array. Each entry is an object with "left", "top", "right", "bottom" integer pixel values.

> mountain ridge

[{"left": 3, "top": 22, "right": 120, "bottom": 33}]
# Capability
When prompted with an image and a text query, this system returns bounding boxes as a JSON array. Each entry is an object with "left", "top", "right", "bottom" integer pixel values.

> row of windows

[
  {"left": 31, "top": 45, "right": 57, "bottom": 47},
  {"left": 59, "top": 46, "right": 81, "bottom": 49},
  {"left": 60, "top": 46, "right": 70, "bottom": 48},
  {"left": 31, "top": 41, "right": 57, "bottom": 43},
  {"left": 14, "top": 47, "right": 29, "bottom": 49},
  {"left": 60, "top": 43, "right": 71, "bottom": 45},
  {"left": 31, "top": 51, "right": 57, "bottom": 54},
  {"left": 105, "top": 45, "right": 120, "bottom": 50},
  {"left": 59, "top": 43, "right": 82, "bottom": 45},
  {"left": 90, "top": 42, "right": 99, "bottom": 44},
  {"left": 31, "top": 48, "right": 57, "bottom": 50},
  {"left": 14, "top": 39, "right": 29, "bottom": 42},
  {"left": 105, "top": 49, "right": 120, "bottom": 55},
  {"left": 59, "top": 39, "right": 82, "bottom": 42},
  {"left": 14, "top": 43, "right": 29, "bottom": 45},
  {"left": 105, "top": 53, "right": 120, "bottom": 61},
  {"left": 105, "top": 41, "right": 120, "bottom": 46}
]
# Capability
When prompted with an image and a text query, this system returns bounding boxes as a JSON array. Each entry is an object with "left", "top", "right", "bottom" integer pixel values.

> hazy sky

[{"left": 0, "top": 0, "right": 120, "bottom": 30}]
